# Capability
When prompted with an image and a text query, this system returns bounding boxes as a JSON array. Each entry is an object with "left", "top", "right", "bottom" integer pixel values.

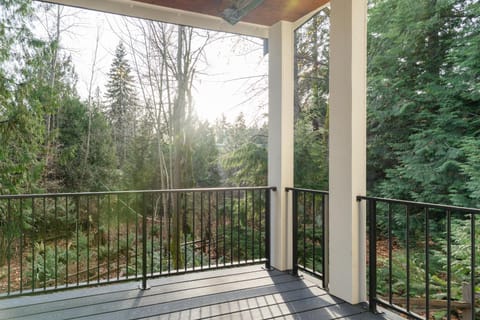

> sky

[{"left": 34, "top": 2, "right": 268, "bottom": 125}]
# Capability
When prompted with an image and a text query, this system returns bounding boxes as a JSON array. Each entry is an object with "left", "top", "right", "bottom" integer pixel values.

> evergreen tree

[
  {"left": 57, "top": 97, "right": 117, "bottom": 191},
  {"left": 104, "top": 41, "right": 137, "bottom": 169},
  {"left": 220, "top": 114, "right": 267, "bottom": 186},
  {"left": 368, "top": 0, "right": 480, "bottom": 206},
  {"left": 294, "top": 9, "right": 330, "bottom": 190},
  {"left": 0, "top": 0, "right": 46, "bottom": 195}
]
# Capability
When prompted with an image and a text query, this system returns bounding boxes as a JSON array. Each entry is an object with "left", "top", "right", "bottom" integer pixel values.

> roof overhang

[{"left": 43, "top": 0, "right": 329, "bottom": 38}]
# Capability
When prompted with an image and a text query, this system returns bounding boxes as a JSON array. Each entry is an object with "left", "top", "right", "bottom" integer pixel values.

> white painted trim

[{"left": 42, "top": 0, "right": 269, "bottom": 38}]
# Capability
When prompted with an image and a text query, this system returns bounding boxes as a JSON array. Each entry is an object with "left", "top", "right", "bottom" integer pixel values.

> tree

[
  {"left": 104, "top": 41, "right": 137, "bottom": 169},
  {"left": 57, "top": 97, "right": 117, "bottom": 191},
  {"left": 220, "top": 114, "right": 267, "bottom": 186},
  {"left": 294, "top": 9, "right": 330, "bottom": 190},
  {"left": 0, "top": 0, "right": 46, "bottom": 195},
  {"left": 367, "top": 0, "right": 480, "bottom": 206}
]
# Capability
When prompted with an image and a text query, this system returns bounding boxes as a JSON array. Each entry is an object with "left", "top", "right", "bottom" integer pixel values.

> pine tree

[
  {"left": 104, "top": 42, "right": 137, "bottom": 169},
  {"left": 367, "top": 0, "right": 480, "bottom": 206},
  {"left": 294, "top": 9, "right": 330, "bottom": 190}
]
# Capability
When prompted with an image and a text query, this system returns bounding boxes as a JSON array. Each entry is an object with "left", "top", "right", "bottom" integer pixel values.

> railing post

[
  {"left": 470, "top": 214, "right": 476, "bottom": 320},
  {"left": 368, "top": 199, "right": 377, "bottom": 313},
  {"left": 322, "top": 193, "right": 329, "bottom": 289},
  {"left": 140, "top": 193, "right": 150, "bottom": 290},
  {"left": 292, "top": 189, "right": 299, "bottom": 276},
  {"left": 265, "top": 188, "right": 272, "bottom": 270}
]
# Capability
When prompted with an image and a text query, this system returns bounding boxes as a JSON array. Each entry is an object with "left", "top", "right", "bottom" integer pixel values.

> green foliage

[
  {"left": 294, "top": 9, "right": 329, "bottom": 189},
  {"left": 104, "top": 42, "right": 137, "bottom": 169},
  {"left": 367, "top": 2, "right": 480, "bottom": 312},
  {"left": 57, "top": 98, "right": 118, "bottom": 191},
  {"left": 192, "top": 121, "right": 221, "bottom": 187},
  {"left": 0, "top": 0, "right": 45, "bottom": 195},
  {"left": 219, "top": 115, "right": 267, "bottom": 186},
  {"left": 368, "top": 0, "right": 480, "bottom": 207}
]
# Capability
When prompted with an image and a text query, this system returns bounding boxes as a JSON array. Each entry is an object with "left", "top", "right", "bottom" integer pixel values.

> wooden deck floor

[{"left": 0, "top": 265, "right": 388, "bottom": 320}]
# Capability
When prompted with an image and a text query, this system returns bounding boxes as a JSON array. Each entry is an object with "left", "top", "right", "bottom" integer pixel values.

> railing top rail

[
  {"left": 0, "top": 186, "right": 277, "bottom": 200},
  {"left": 357, "top": 195, "right": 480, "bottom": 214},
  {"left": 285, "top": 187, "right": 329, "bottom": 194}
]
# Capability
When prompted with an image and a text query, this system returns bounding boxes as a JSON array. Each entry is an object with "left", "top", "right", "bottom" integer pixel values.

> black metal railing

[
  {"left": 287, "top": 188, "right": 328, "bottom": 289},
  {"left": 0, "top": 187, "right": 275, "bottom": 298},
  {"left": 358, "top": 196, "right": 478, "bottom": 320}
]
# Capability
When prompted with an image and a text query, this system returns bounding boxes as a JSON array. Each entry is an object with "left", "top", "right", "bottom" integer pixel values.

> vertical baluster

[
  {"left": 65, "top": 197, "right": 69, "bottom": 288},
  {"left": 321, "top": 193, "right": 327, "bottom": 289},
  {"left": 159, "top": 193, "right": 163, "bottom": 274},
  {"left": 368, "top": 199, "right": 377, "bottom": 313},
  {"left": 230, "top": 190, "right": 234, "bottom": 265},
  {"left": 208, "top": 191, "right": 212, "bottom": 268},
  {"left": 237, "top": 190, "right": 241, "bottom": 264},
  {"left": 20, "top": 199, "right": 24, "bottom": 293},
  {"left": 32, "top": 198, "right": 35, "bottom": 292},
  {"left": 76, "top": 196, "right": 80, "bottom": 286},
  {"left": 470, "top": 213, "right": 476, "bottom": 320},
  {"left": 141, "top": 192, "right": 148, "bottom": 290},
  {"left": 7, "top": 199, "right": 11, "bottom": 294},
  {"left": 200, "top": 191, "right": 204, "bottom": 269},
  {"left": 97, "top": 195, "right": 101, "bottom": 284},
  {"left": 388, "top": 203, "right": 393, "bottom": 305},
  {"left": 447, "top": 209, "right": 451, "bottom": 320},
  {"left": 258, "top": 190, "right": 263, "bottom": 262},
  {"left": 150, "top": 193, "right": 154, "bottom": 275},
  {"left": 303, "top": 191, "right": 306, "bottom": 269},
  {"left": 406, "top": 205, "right": 410, "bottom": 313},
  {"left": 116, "top": 195, "right": 120, "bottom": 281},
  {"left": 167, "top": 192, "right": 171, "bottom": 274},
  {"left": 86, "top": 196, "right": 90, "bottom": 284},
  {"left": 184, "top": 192, "right": 188, "bottom": 271},
  {"left": 215, "top": 191, "right": 219, "bottom": 268},
  {"left": 43, "top": 197, "right": 46, "bottom": 290},
  {"left": 176, "top": 191, "right": 180, "bottom": 272},
  {"left": 192, "top": 192, "right": 196, "bottom": 270},
  {"left": 135, "top": 193, "right": 139, "bottom": 278},
  {"left": 251, "top": 189, "right": 255, "bottom": 261},
  {"left": 244, "top": 190, "right": 248, "bottom": 263},
  {"left": 292, "top": 190, "right": 298, "bottom": 276},
  {"left": 425, "top": 207, "right": 430, "bottom": 319},
  {"left": 126, "top": 194, "right": 130, "bottom": 279},
  {"left": 107, "top": 195, "right": 111, "bottom": 283},
  {"left": 312, "top": 193, "right": 316, "bottom": 274},
  {"left": 265, "top": 189, "right": 271, "bottom": 270},
  {"left": 223, "top": 190, "right": 227, "bottom": 266},
  {"left": 54, "top": 197, "right": 58, "bottom": 288}
]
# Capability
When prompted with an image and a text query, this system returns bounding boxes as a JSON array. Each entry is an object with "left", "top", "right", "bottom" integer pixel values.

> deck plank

[
  {"left": 2, "top": 268, "right": 285, "bottom": 318},
  {"left": 0, "top": 265, "right": 387, "bottom": 320}
]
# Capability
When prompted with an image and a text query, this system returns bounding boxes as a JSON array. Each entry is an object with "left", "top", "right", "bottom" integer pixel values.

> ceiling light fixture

[{"left": 222, "top": 0, "right": 264, "bottom": 25}]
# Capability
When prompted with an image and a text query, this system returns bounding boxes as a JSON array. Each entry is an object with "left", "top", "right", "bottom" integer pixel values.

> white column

[
  {"left": 328, "top": 0, "right": 367, "bottom": 304},
  {"left": 268, "top": 21, "right": 295, "bottom": 271}
]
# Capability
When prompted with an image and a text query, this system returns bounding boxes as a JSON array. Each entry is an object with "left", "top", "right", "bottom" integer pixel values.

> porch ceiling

[{"left": 134, "top": 0, "right": 329, "bottom": 26}]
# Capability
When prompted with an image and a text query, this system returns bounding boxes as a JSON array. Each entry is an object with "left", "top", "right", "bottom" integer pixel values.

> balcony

[
  {"left": 0, "top": 188, "right": 388, "bottom": 320},
  {"left": 1, "top": 0, "right": 476, "bottom": 319},
  {"left": 1, "top": 188, "right": 476, "bottom": 319}
]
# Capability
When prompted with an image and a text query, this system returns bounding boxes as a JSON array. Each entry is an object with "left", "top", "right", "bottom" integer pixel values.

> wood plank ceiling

[{"left": 134, "top": 0, "right": 329, "bottom": 26}]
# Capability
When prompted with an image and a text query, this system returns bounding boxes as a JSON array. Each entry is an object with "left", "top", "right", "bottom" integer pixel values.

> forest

[{"left": 0, "top": 0, "right": 479, "bottom": 316}]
